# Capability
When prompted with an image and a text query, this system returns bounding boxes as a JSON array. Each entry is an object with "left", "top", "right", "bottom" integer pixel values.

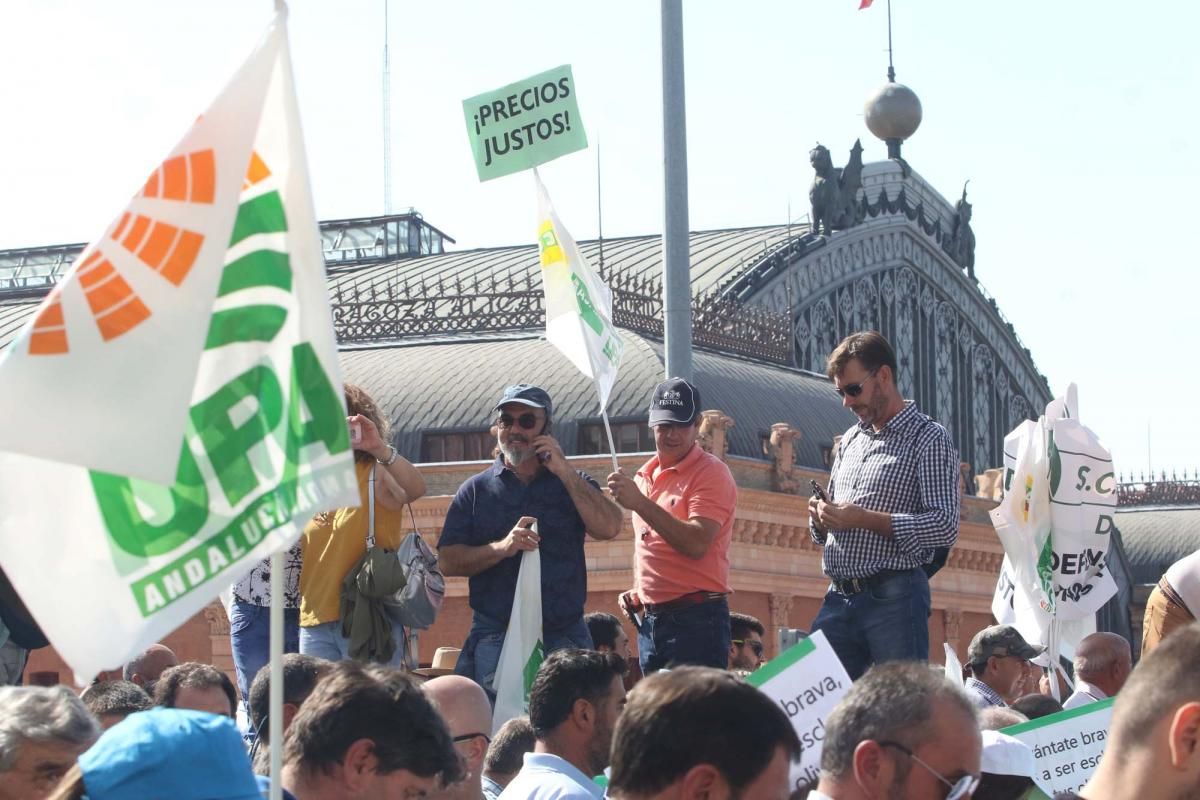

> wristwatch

[{"left": 376, "top": 445, "right": 399, "bottom": 466}]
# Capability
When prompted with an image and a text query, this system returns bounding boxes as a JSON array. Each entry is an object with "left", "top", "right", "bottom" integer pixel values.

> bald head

[
  {"left": 422, "top": 676, "right": 492, "bottom": 799},
  {"left": 1074, "top": 632, "right": 1132, "bottom": 697},
  {"left": 122, "top": 644, "right": 178, "bottom": 688},
  {"left": 423, "top": 676, "right": 492, "bottom": 738}
]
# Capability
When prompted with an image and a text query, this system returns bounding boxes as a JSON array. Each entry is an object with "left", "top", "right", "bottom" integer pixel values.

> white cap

[{"left": 981, "top": 729, "right": 1036, "bottom": 778}]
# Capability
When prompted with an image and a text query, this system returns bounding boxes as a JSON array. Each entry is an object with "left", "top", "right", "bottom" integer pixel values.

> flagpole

[
  {"left": 268, "top": 551, "right": 284, "bottom": 800},
  {"left": 599, "top": 402, "right": 619, "bottom": 475}
]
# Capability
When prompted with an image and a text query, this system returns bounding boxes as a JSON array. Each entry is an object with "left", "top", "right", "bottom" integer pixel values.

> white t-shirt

[{"left": 1165, "top": 550, "right": 1200, "bottom": 615}]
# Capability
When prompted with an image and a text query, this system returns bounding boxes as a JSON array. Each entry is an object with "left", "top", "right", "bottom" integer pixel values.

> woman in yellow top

[{"left": 297, "top": 384, "right": 426, "bottom": 664}]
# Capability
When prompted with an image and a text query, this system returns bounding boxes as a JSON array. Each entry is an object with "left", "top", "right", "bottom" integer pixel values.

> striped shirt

[{"left": 812, "top": 401, "right": 960, "bottom": 580}]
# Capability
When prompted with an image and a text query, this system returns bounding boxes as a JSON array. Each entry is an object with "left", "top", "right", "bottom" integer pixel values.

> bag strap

[
  {"left": 367, "top": 466, "right": 377, "bottom": 550},
  {"left": 406, "top": 504, "right": 419, "bottom": 534}
]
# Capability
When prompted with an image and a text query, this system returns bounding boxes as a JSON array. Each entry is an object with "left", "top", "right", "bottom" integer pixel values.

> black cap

[
  {"left": 648, "top": 377, "right": 700, "bottom": 426},
  {"left": 493, "top": 384, "right": 553, "bottom": 416}
]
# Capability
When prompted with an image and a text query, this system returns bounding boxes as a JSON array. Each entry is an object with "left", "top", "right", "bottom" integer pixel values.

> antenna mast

[{"left": 382, "top": 0, "right": 393, "bottom": 214}]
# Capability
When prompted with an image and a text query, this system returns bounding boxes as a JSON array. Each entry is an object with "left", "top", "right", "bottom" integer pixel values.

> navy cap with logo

[
  {"left": 493, "top": 384, "right": 553, "bottom": 417},
  {"left": 966, "top": 624, "right": 1046, "bottom": 665},
  {"left": 648, "top": 377, "right": 700, "bottom": 426}
]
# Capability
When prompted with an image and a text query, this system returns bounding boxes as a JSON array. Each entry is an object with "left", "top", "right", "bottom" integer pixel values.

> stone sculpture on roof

[
  {"left": 945, "top": 182, "right": 976, "bottom": 279},
  {"left": 809, "top": 139, "right": 864, "bottom": 237}
]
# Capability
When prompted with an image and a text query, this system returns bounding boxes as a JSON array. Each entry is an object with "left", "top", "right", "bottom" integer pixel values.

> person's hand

[
  {"left": 808, "top": 495, "right": 821, "bottom": 533},
  {"left": 349, "top": 414, "right": 389, "bottom": 461},
  {"left": 618, "top": 590, "right": 640, "bottom": 618},
  {"left": 532, "top": 435, "right": 567, "bottom": 476},
  {"left": 607, "top": 470, "right": 644, "bottom": 510},
  {"left": 813, "top": 500, "right": 863, "bottom": 531},
  {"left": 500, "top": 516, "right": 540, "bottom": 557}
]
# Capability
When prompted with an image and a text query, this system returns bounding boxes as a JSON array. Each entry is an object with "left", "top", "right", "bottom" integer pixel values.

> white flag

[
  {"left": 492, "top": 543, "right": 545, "bottom": 735},
  {"left": 990, "top": 385, "right": 1117, "bottom": 660},
  {"left": 534, "top": 171, "right": 623, "bottom": 411},
  {"left": 0, "top": 9, "right": 358, "bottom": 682}
]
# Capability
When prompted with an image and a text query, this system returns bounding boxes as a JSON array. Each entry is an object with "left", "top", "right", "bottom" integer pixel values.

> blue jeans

[
  {"left": 638, "top": 597, "right": 731, "bottom": 674},
  {"left": 229, "top": 602, "right": 300, "bottom": 704},
  {"left": 299, "top": 619, "right": 410, "bottom": 668},
  {"left": 455, "top": 611, "right": 593, "bottom": 701},
  {"left": 811, "top": 567, "right": 931, "bottom": 680}
]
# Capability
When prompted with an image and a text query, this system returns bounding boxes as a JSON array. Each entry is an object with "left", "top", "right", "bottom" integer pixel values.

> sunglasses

[
  {"left": 732, "top": 639, "right": 764, "bottom": 657},
  {"left": 452, "top": 732, "right": 491, "bottom": 745},
  {"left": 835, "top": 368, "right": 877, "bottom": 398},
  {"left": 879, "top": 741, "right": 980, "bottom": 800},
  {"left": 496, "top": 412, "right": 541, "bottom": 430}
]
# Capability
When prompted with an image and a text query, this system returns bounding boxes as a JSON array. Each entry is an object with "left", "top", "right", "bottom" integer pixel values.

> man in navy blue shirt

[{"left": 439, "top": 384, "right": 624, "bottom": 699}]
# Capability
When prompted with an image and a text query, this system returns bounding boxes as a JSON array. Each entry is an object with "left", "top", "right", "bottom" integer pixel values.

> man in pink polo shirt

[{"left": 607, "top": 377, "right": 738, "bottom": 674}]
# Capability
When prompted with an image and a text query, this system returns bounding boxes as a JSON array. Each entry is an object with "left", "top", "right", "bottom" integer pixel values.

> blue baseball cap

[
  {"left": 493, "top": 384, "right": 553, "bottom": 416},
  {"left": 79, "top": 708, "right": 261, "bottom": 800},
  {"left": 648, "top": 377, "right": 700, "bottom": 426}
]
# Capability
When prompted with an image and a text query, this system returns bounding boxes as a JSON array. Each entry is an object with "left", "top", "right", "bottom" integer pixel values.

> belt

[
  {"left": 1159, "top": 576, "right": 1192, "bottom": 615},
  {"left": 641, "top": 591, "right": 727, "bottom": 616},
  {"left": 830, "top": 568, "right": 916, "bottom": 596}
]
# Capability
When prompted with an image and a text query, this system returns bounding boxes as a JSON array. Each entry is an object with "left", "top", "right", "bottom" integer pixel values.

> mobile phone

[
  {"left": 810, "top": 480, "right": 829, "bottom": 501},
  {"left": 350, "top": 419, "right": 362, "bottom": 446}
]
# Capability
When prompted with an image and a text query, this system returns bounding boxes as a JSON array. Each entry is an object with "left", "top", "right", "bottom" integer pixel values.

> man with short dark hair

[
  {"left": 483, "top": 717, "right": 535, "bottom": 800},
  {"left": 1063, "top": 631, "right": 1132, "bottom": 710},
  {"left": 422, "top": 675, "right": 494, "bottom": 800},
  {"left": 584, "top": 612, "right": 630, "bottom": 661},
  {"left": 808, "top": 331, "right": 961, "bottom": 679},
  {"left": 607, "top": 666, "right": 800, "bottom": 799},
  {"left": 153, "top": 662, "right": 237, "bottom": 718},
  {"left": 0, "top": 686, "right": 100, "bottom": 800},
  {"left": 608, "top": 378, "right": 738, "bottom": 673},
  {"left": 1008, "top": 693, "right": 1060, "bottom": 720},
  {"left": 963, "top": 625, "right": 1043, "bottom": 709},
  {"left": 811, "top": 661, "right": 981, "bottom": 800},
  {"left": 281, "top": 661, "right": 463, "bottom": 799},
  {"left": 440, "top": 385, "right": 623, "bottom": 697},
  {"left": 247, "top": 654, "right": 330, "bottom": 772},
  {"left": 121, "top": 642, "right": 178, "bottom": 694},
  {"left": 1073, "top": 623, "right": 1200, "bottom": 799},
  {"left": 500, "top": 649, "right": 627, "bottom": 799},
  {"left": 728, "top": 612, "right": 766, "bottom": 671},
  {"left": 79, "top": 680, "right": 152, "bottom": 730}
]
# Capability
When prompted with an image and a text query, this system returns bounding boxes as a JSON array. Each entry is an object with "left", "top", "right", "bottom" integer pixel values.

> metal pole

[
  {"left": 660, "top": 0, "right": 692, "bottom": 381},
  {"left": 268, "top": 551, "right": 284, "bottom": 800}
]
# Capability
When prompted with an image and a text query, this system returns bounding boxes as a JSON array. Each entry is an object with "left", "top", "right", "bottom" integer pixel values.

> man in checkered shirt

[{"left": 807, "top": 331, "right": 961, "bottom": 679}]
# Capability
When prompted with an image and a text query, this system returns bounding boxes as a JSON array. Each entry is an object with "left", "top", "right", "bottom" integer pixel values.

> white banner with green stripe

[
  {"left": 747, "top": 630, "right": 851, "bottom": 792},
  {"left": 1001, "top": 698, "right": 1113, "bottom": 796},
  {"left": 0, "top": 13, "right": 357, "bottom": 682}
]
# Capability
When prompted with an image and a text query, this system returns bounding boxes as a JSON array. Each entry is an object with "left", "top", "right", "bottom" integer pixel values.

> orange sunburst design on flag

[{"left": 25, "top": 149, "right": 219, "bottom": 355}]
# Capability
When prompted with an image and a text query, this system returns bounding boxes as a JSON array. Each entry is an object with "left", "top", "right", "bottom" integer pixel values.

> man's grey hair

[
  {"left": 820, "top": 661, "right": 978, "bottom": 779},
  {"left": 0, "top": 686, "right": 100, "bottom": 772},
  {"left": 1074, "top": 633, "right": 1131, "bottom": 677},
  {"left": 979, "top": 706, "right": 1027, "bottom": 731}
]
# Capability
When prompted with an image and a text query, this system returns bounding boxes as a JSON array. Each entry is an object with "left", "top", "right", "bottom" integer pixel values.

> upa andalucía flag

[
  {"left": 0, "top": 8, "right": 358, "bottom": 681},
  {"left": 535, "top": 171, "right": 623, "bottom": 411}
]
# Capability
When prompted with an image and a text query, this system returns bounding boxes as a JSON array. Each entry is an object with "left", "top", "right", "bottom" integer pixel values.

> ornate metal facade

[{"left": 741, "top": 170, "right": 1050, "bottom": 473}]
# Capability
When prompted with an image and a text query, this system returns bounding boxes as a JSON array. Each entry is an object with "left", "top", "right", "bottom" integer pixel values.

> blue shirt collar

[{"left": 521, "top": 752, "right": 605, "bottom": 798}]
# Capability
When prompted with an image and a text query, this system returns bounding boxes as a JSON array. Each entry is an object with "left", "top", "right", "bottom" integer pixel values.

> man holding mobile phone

[
  {"left": 438, "top": 384, "right": 623, "bottom": 699},
  {"left": 808, "top": 331, "right": 961, "bottom": 679}
]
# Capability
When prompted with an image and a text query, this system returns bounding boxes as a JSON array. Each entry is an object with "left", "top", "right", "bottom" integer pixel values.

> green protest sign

[{"left": 463, "top": 65, "right": 587, "bottom": 182}]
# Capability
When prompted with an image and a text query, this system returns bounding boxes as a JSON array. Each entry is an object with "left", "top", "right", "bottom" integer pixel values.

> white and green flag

[
  {"left": 492, "top": 541, "right": 545, "bottom": 735},
  {"left": 535, "top": 171, "right": 623, "bottom": 412},
  {"left": 991, "top": 385, "right": 1118, "bottom": 666},
  {"left": 0, "top": 9, "right": 358, "bottom": 682}
]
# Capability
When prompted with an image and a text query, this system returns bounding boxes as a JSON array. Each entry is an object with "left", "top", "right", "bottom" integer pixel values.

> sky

[{"left": 2, "top": 0, "right": 1197, "bottom": 477}]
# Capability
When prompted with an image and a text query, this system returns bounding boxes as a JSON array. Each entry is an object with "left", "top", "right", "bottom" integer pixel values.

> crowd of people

[{"left": 0, "top": 329, "right": 1196, "bottom": 799}]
